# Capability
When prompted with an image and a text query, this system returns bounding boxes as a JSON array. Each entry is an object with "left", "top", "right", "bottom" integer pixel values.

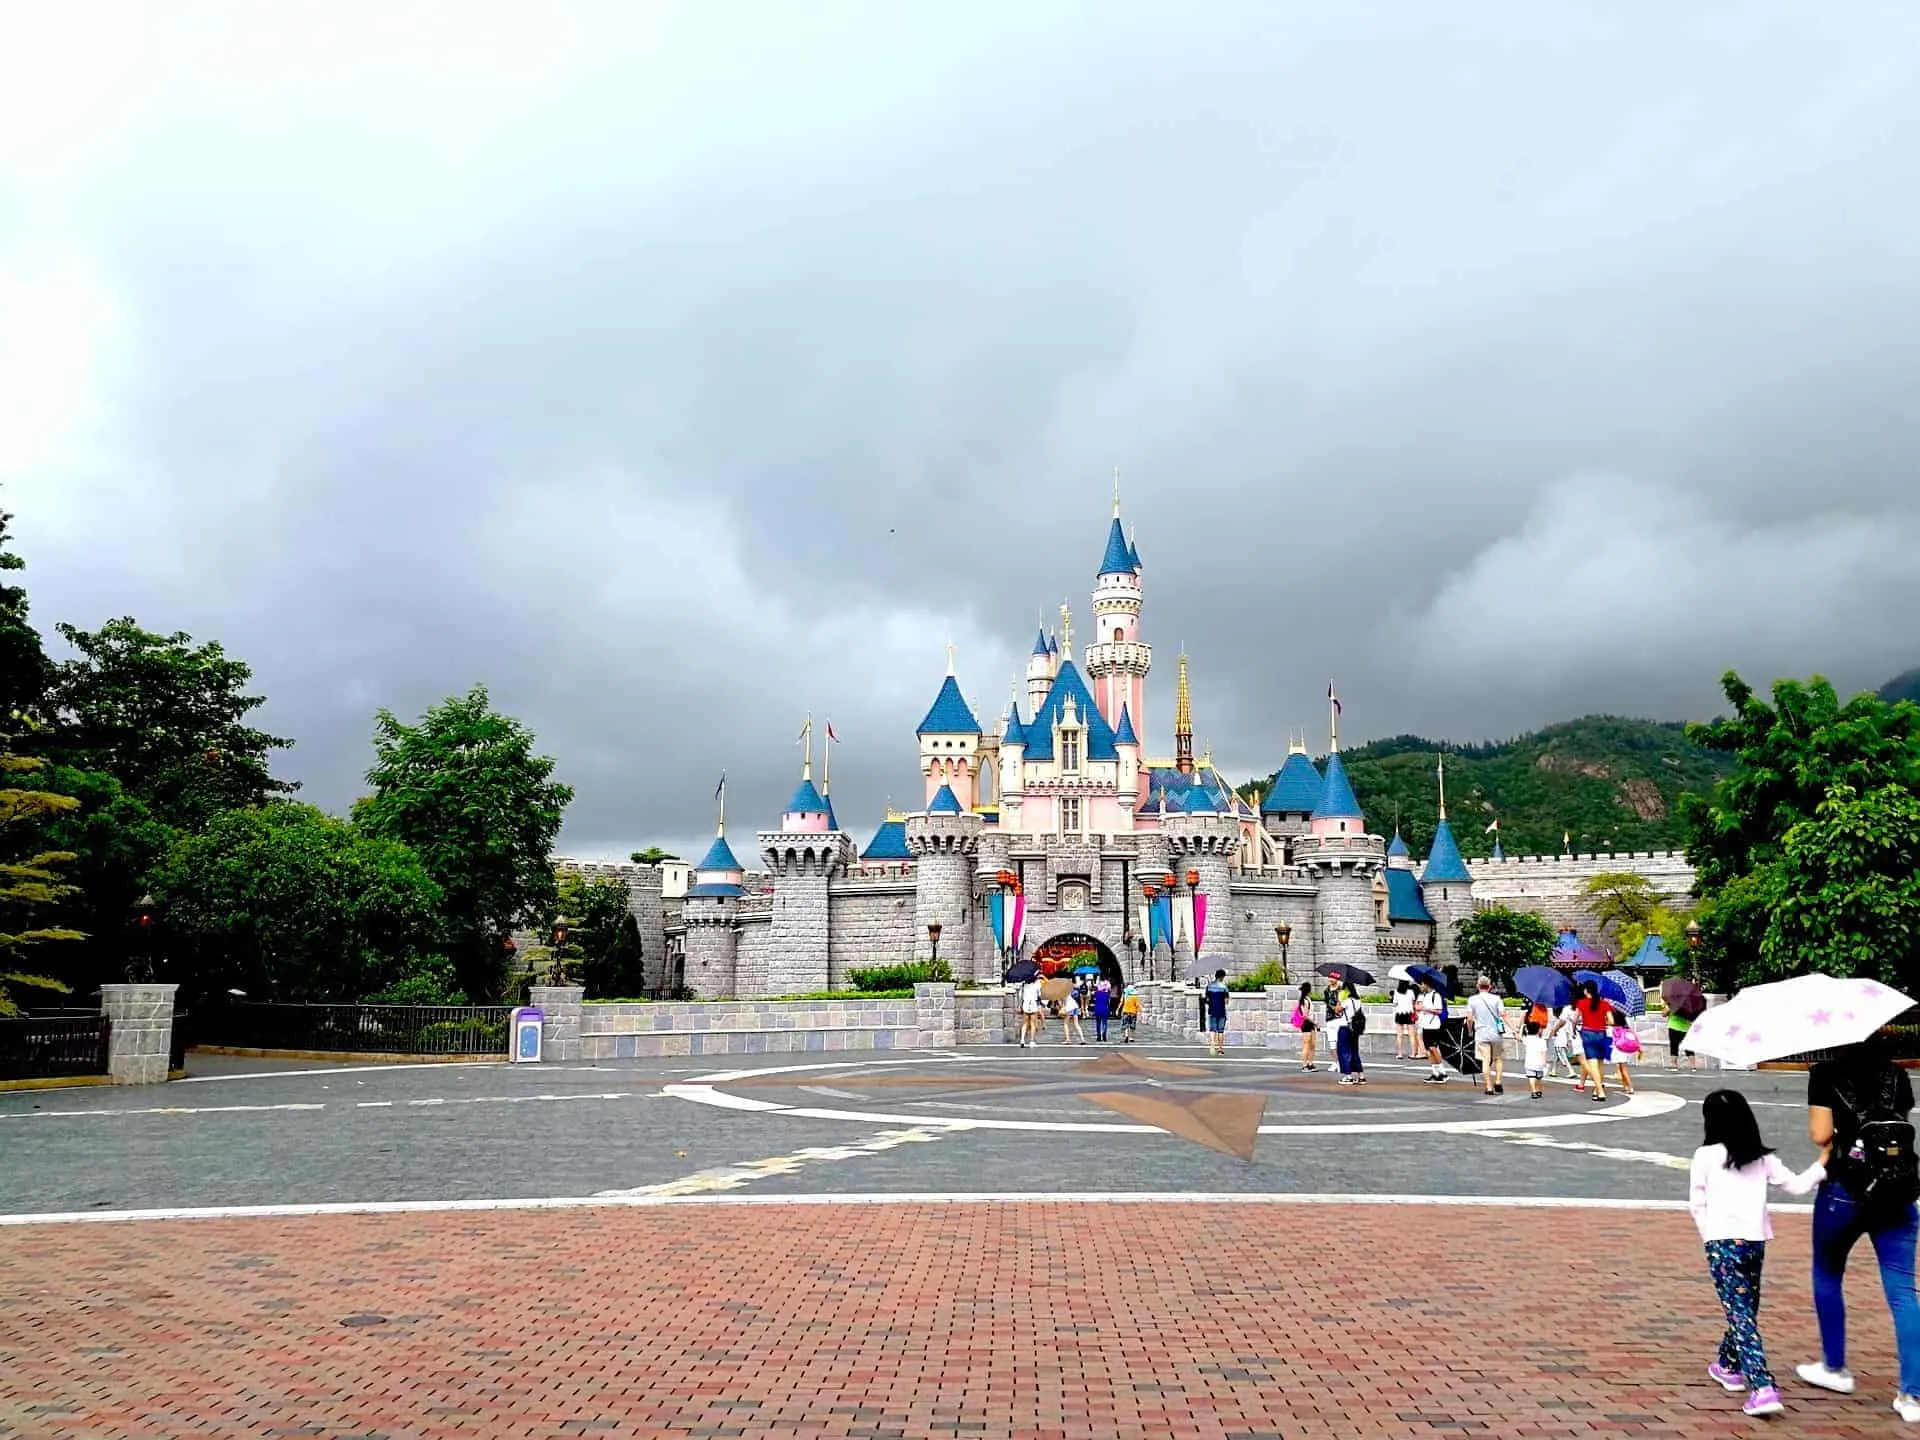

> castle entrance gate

[{"left": 1033, "top": 933, "right": 1126, "bottom": 990}]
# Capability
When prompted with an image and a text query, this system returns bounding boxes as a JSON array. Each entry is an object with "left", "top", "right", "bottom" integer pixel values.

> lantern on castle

[{"left": 1185, "top": 869, "right": 1200, "bottom": 888}]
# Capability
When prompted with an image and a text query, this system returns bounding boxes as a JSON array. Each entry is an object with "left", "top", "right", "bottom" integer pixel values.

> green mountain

[
  {"left": 1238, "top": 715, "right": 1736, "bottom": 860},
  {"left": 1880, "top": 669, "right": 1920, "bottom": 706}
]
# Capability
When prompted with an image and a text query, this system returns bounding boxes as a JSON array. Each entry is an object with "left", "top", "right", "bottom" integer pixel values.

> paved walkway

[{"left": 1, "top": 1201, "right": 1904, "bottom": 1439}]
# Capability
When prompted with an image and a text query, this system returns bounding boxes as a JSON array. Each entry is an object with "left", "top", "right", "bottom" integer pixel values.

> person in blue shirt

[{"left": 1204, "top": 969, "right": 1230, "bottom": 1056}]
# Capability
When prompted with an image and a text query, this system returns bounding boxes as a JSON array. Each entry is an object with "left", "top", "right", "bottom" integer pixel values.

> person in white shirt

[
  {"left": 1521, "top": 1020, "right": 1549, "bottom": 1100},
  {"left": 1688, "top": 1088, "right": 1825, "bottom": 1418},
  {"left": 1464, "top": 975, "right": 1507, "bottom": 1096},
  {"left": 1549, "top": 1006, "right": 1581, "bottom": 1081},
  {"left": 1018, "top": 978, "right": 1044, "bottom": 1048},
  {"left": 1415, "top": 979, "right": 1448, "bottom": 1084}
]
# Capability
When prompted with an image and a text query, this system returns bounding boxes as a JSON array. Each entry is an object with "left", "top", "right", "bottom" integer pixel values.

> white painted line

[
  {"left": 5, "top": 1091, "right": 654, "bottom": 1121},
  {"left": 0, "top": 1190, "right": 1786, "bottom": 1228},
  {"left": 177, "top": 1062, "right": 500, "bottom": 1084},
  {"left": 0, "top": 1102, "right": 328, "bottom": 1120}
]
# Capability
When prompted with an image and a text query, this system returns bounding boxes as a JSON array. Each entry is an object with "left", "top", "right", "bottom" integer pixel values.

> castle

[{"left": 643, "top": 500, "right": 1512, "bottom": 998}]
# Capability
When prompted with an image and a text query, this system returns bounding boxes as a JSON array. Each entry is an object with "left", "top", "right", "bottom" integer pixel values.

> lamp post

[
  {"left": 1275, "top": 920, "right": 1292, "bottom": 979},
  {"left": 550, "top": 915, "right": 572, "bottom": 986},
  {"left": 128, "top": 893, "right": 157, "bottom": 983},
  {"left": 1684, "top": 918, "right": 1702, "bottom": 978},
  {"left": 928, "top": 921, "right": 943, "bottom": 972}
]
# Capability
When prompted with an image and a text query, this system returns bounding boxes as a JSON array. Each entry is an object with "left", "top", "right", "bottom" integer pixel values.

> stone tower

[
  {"left": 1164, "top": 805, "right": 1241, "bottom": 977},
  {"left": 1083, "top": 500, "right": 1149, "bottom": 733},
  {"left": 906, "top": 795, "right": 983, "bottom": 981},
  {"left": 682, "top": 825, "right": 745, "bottom": 999},
  {"left": 1294, "top": 749, "right": 1386, "bottom": 984},
  {"left": 917, "top": 657, "right": 984, "bottom": 810},
  {"left": 760, "top": 762, "right": 853, "bottom": 994},
  {"left": 1420, "top": 758, "right": 1475, "bottom": 978}
]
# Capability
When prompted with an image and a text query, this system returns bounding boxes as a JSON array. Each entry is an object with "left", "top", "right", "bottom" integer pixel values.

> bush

[
  {"left": 364, "top": 956, "right": 468, "bottom": 1006},
  {"left": 1227, "top": 961, "right": 1290, "bottom": 992},
  {"left": 413, "top": 1018, "right": 507, "bottom": 1053},
  {"left": 847, "top": 959, "right": 952, "bottom": 992}
]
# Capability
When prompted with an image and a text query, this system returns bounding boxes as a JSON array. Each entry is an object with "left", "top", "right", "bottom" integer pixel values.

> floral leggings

[{"left": 1706, "top": 1239, "right": 1772, "bottom": 1389}]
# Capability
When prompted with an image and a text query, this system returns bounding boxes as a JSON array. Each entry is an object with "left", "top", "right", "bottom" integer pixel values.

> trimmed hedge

[{"left": 846, "top": 960, "right": 952, "bottom": 992}]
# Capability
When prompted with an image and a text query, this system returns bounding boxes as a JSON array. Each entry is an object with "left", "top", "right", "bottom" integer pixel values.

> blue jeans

[
  {"left": 1812, "top": 1180, "right": 1920, "bottom": 1395},
  {"left": 1336, "top": 1026, "right": 1362, "bottom": 1076}
]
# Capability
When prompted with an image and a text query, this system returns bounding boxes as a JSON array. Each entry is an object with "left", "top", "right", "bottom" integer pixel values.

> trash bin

[{"left": 510, "top": 1006, "right": 544, "bottom": 1063}]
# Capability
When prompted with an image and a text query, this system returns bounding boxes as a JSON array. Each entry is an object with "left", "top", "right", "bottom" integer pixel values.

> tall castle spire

[{"left": 1174, "top": 650, "right": 1194, "bottom": 775}]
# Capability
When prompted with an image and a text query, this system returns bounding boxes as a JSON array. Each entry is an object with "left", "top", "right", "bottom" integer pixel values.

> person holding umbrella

[
  {"left": 1414, "top": 971, "right": 1449, "bottom": 1084},
  {"left": 1573, "top": 977, "right": 1620, "bottom": 1102},
  {"left": 1322, "top": 970, "right": 1366, "bottom": 1087},
  {"left": 1390, "top": 965, "right": 1418, "bottom": 1059}
]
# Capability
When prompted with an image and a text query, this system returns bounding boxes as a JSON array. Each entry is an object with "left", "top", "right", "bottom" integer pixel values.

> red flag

[{"left": 826, "top": 722, "right": 838, "bottom": 743}]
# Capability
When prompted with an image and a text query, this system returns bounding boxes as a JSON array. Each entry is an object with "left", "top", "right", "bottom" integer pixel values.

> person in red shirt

[{"left": 1573, "top": 979, "right": 1621, "bottom": 1102}]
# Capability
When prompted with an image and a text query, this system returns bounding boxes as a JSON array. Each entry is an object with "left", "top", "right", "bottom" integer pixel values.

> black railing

[
  {"left": 0, "top": 1013, "right": 112, "bottom": 1081},
  {"left": 193, "top": 1003, "right": 512, "bottom": 1056},
  {"left": 169, "top": 1009, "right": 190, "bottom": 1073}
]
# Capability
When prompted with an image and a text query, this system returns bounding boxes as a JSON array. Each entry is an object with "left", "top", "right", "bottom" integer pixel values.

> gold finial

[
  {"left": 1437, "top": 751, "right": 1448, "bottom": 822},
  {"left": 1058, "top": 600, "right": 1072, "bottom": 660},
  {"left": 1174, "top": 651, "right": 1194, "bottom": 775},
  {"left": 798, "top": 713, "right": 813, "bottom": 781}
]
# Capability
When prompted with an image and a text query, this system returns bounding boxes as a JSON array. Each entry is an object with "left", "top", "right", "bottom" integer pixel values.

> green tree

[
  {"left": 1759, "top": 783, "right": 1920, "bottom": 987},
  {"left": 629, "top": 846, "right": 679, "bottom": 864},
  {"left": 148, "top": 801, "right": 445, "bottom": 1003},
  {"left": 552, "top": 872, "right": 645, "bottom": 998},
  {"left": 356, "top": 686, "right": 573, "bottom": 1002},
  {"left": 1617, "top": 903, "right": 1692, "bottom": 971},
  {"left": 1456, "top": 905, "right": 1558, "bottom": 990},
  {"left": 0, "top": 510, "right": 52, "bottom": 726},
  {"left": 1680, "top": 671, "right": 1920, "bottom": 988},
  {"left": 33, "top": 765, "right": 175, "bottom": 995},
  {"left": 46, "top": 617, "right": 296, "bottom": 831},
  {"left": 0, "top": 747, "right": 85, "bottom": 1015},
  {"left": 1578, "top": 871, "right": 1662, "bottom": 939}
]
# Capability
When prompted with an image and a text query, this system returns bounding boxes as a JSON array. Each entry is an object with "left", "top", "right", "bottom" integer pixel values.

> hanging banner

[
  {"left": 1175, "top": 891, "right": 1195, "bottom": 950},
  {"left": 988, "top": 892, "right": 1005, "bottom": 953},
  {"left": 1193, "top": 892, "right": 1209, "bottom": 957},
  {"left": 1011, "top": 893, "right": 1026, "bottom": 950},
  {"left": 1136, "top": 904, "right": 1149, "bottom": 952},
  {"left": 1152, "top": 895, "right": 1172, "bottom": 950}
]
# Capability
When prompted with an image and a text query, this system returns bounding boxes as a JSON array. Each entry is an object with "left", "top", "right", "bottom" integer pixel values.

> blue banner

[{"left": 988, "top": 892, "right": 1005, "bottom": 952}]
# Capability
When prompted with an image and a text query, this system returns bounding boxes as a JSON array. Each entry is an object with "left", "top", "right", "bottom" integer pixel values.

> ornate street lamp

[
  {"left": 928, "top": 921, "right": 943, "bottom": 971},
  {"left": 550, "top": 915, "right": 572, "bottom": 986},
  {"left": 127, "top": 893, "right": 158, "bottom": 983},
  {"left": 1685, "top": 919, "right": 1702, "bottom": 951},
  {"left": 1275, "top": 920, "right": 1292, "bottom": 975}
]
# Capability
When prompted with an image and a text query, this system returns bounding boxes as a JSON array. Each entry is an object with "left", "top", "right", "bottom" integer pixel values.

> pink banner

[
  {"left": 1012, "top": 893, "right": 1026, "bottom": 950},
  {"left": 1193, "top": 892, "right": 1208, "bottom": 956}
]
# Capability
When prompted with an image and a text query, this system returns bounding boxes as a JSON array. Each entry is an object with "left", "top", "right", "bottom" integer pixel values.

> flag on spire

[{"left": 1485, "top": 818, "right": 1499, "bottom": 833}]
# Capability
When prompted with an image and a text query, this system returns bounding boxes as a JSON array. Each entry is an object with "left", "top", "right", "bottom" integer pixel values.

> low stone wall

[{"left": 535, "top": 983, "right": 1015, "bottom": 1060}]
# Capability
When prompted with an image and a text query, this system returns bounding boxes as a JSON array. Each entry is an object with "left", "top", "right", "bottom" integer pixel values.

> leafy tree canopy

[
  {"left": 1456, "top": 905, "right": 1558, "bottom": 991},
  {"left": 1681, "top": 671, "right": 1920, "bottom": 989},
  {"left": 630, "top": 847, "right": 679, "bottom": 864},
  {"left": 355, "top": 685, "right": 572, "bottom": 1002},
  {"left": 46, "top": 617, "right": 296, "bottom": 831},
  {"left": 1578, "top": 871, "right": 1663, "bottom": 939},
  {"left": 0, "top": 745, "right": 85, "bottom": 1015},
  {"left": 33, "top": 765, "right": 176, "bottom": 995},
  {"left": 149, "top": 801, "right": 444, "bottom": 1004},
  {"left": 0, "top": 510, "right": 51, "bottom": 726},
  {"left": 551, "top": 872, "right": 645, "bottom": 999}
]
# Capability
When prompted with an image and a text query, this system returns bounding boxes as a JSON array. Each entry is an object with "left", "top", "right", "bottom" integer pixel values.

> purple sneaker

[
  {"left": 1743, "top": 1386, "right": 1784, "bottom": 1417},
  {"left": 1707, "top": 1363, "right": 1745, "bottom": 1392}
]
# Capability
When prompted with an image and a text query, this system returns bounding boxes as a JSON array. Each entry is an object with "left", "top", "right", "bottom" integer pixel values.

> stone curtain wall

[
  {"left": 1224, "top": 885, "right": 1318, "bottom": 980},
  {"left": 554, "top": 858, "right": 670, "bottom": 993},
  {"left": 1468, "top": 851, "right": 1696, "bottom": 935},
  {"left": 826, "top": 884, "right": 918, "bottom": 986}
]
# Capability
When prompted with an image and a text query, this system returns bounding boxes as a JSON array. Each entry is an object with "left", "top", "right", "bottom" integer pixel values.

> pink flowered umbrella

[{"left": 1682, "top": 975, "right": 1916, "bottom": 1067}]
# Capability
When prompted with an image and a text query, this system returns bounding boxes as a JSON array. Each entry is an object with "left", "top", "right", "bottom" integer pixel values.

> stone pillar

[
  {"left": 905, "top": 813, "right": 981, "bottom": 980},
  {"left": 914, "top": 981, "right": 957, "bottom": 1048},
  {"left": 529, "top": 984, "right": 585, "bottom": 1061},
  {"left": 624, "top": 864, "right": 669, "bottom": 995},
  {"left": 974, "top": 831, "right": 1012, "bottom": 982},
  {"left": 1166, "top": 814, "right": 1241, "bottom": 979},
  {"left": 1296, "top": 832, "right": 1387, "bottom": 983},
  {"left": 99, "top": 983, "right": 177, "bottom": 1084},
  {"left": 1424, "top": 880, "right": 1472, "bottom": 977}
]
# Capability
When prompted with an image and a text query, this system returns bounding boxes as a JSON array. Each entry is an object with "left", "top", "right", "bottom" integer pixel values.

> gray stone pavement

[{"left": 0, "top": 1044, "right": 1815, "bottom": 1216}]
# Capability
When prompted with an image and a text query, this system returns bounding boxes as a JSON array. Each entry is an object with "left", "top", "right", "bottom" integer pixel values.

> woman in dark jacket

[{"left": 1798, "top": 1037, "right": 1920, "bottom": 1419}]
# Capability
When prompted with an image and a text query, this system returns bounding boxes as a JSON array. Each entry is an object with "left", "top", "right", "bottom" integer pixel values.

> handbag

[
  {"left": 1289, "top": 1006, "right": 1305, "bottom": 1031},
  {"left": 1612, "top": 1024, "right": 1641, "bottom": 1056}
]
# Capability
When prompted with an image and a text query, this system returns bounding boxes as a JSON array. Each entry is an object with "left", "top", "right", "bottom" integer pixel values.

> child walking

[
  {"left": 1688, "top": 1089, "right": 1825, "bottom": 1418},
  {"left": 1521, "top": 1019, "right": 1548, "bottom": 1100}
]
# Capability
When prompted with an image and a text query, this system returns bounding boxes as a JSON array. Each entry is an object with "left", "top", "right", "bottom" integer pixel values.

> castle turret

[
  {"left": 1025, "top": 626, "right": 1053, "bottom": 718},
  {"left": 1174, "top": 652, "right": 1194, "bottom": 775},
  {"left": 1420, "top": 756, "right": 1475, "bottom": 978},
  {"left": 917, "top": 653, "right": 983, "bottom": 810},
  {"left": 906, "top": 802, "right": 983, "bottom": 982},
  {"left": 759, "top": 757, "right": 853, "bottom": 995},
  {"left": 1084, "top": 497, "right": 1150, "bottom": 733},
  {"left": 683, "top": 824, "right": 745, "bottom": 999},
  {"left": 1165, "top": 803, "right": 1241, "bottom": 977},
  {"left": 1260, "top": 739, "right": 1323, "bottom": 864},
  {"left": 998, "top": 694, "right": 1027, "bottom": 833},
  {"left": 1294, "top": 735, "right": 1386, "bottom": 985},
  {"left": 1113, "top": 701, "right": 1141, "bottom": 809}
]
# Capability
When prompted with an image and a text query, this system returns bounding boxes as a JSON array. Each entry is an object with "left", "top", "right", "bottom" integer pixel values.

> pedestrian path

[{"left": 3, "top": 1199, "right": 1900, "bottom": 1438}]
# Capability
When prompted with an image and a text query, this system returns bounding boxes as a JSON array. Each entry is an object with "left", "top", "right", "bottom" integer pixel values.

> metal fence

[
  {"left": 0, "top": 1013, "right": 112, "bottom": 1081},
  {"left": 193, "top": 1003, "right": 512, "bottom": 1056}
]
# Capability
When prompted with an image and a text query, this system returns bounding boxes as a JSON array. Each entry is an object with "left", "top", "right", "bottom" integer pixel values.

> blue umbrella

[
  {"left": 1408, "top": 964, "right": 1454, "bottom": 996},
  {"left": 1573, "top": 969, "right": 1632, "bottom": 1010},
  {"left": 1603, "top": 969, "right": 1647, "bottom": 1018},
  {"left": 1512, "top": 965, "right": 1572, "bottom": 1011}
]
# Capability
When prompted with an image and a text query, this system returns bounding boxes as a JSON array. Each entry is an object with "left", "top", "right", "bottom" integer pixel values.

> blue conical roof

[
  {"left": 1422, "top": 818, "right": 1473, "bottom": 884},
  {"left": 1048, "top": 632, "right": 1058, "bottom": 655},
  {"left": 1127, "top": 534, "right": 1142, "bottom": 570},
  {"left": 1003, "top": 702, "right": 1026, "bottom": 747},
  {"left": 786, "top": 777, "right": 826, "bottom": 814},
  {"left": 861, "top": 818, "right": 911, "bottom": 861},
  {"left": 1313, "top": 752, "right": 1364, "bottom": 820},
  {"left": 696, "top": 833, "right": 742, "bottom": 873},
  {"left": 1386, "top": 829, "right": 1410, "bottom": 858},
  {"left": 928, "top": 784, "right": 963, "bottom": 815},
  {"left": 916, "top": 675, "right": 981, "bottom": 735},
  {"left": 1022, "top": 660, "right": 1119, "bottom": 763},
  {"left": 1113, "top": 702, "right": 1139, "bottom": 746},
  {"left": 1031, "top": 628, "right": 1050, "bottom": 657},
  {"left": 1261, "top": 751, "right": 1324, "bottom": 815},
  {"left": 823, "top": 793, "right": 840, "bottom": 831},
  {"left": 1098, "top": 516, "right": 1133, "bottom": 576},
  {"left": 1491, "top": 837, "right": 1505, "bottom": 860}
]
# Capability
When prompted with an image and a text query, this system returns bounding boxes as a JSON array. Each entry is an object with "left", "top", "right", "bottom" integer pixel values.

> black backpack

[
  {"left": 1349, "top": 1001, "right": 1367, "bottom": 1038},
  {"left": 1838, "top": 1071, "right": 1920, "bottom": 1224}
]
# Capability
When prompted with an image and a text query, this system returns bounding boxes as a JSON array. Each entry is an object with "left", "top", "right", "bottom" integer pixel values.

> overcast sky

[{"left": 4, "top": 2, "right": 1918, "bottom": 861}]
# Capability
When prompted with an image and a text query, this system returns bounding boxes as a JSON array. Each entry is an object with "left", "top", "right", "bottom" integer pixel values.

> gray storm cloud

[{"left": 3, "top": 1, "right": 1917, "bottom": 860}]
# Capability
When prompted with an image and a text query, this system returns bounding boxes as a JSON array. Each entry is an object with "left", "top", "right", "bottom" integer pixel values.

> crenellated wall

[{"left": 1467, "top": 850, "right": 1695, "bottom": 936}]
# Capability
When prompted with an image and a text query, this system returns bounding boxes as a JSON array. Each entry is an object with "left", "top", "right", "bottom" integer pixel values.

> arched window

[{"left": 1113, "top": 627, "right": 1123, "bottom": 643}]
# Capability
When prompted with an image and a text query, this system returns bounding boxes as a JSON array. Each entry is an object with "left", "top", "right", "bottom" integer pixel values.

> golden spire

[
  {"left": 1058, "top": 600, "right": 1072, "bottom": 660},
  {"left": 1437, "top": 751, "right": 1448, "bottom": 822},
  {"left": 1174, "top": 650, "right": 1194, "bottom": 775}
]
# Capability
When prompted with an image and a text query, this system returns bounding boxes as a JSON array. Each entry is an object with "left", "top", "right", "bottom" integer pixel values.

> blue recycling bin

[{"left": 511, "top": 1006, "right": 544, "bottom": 1063}]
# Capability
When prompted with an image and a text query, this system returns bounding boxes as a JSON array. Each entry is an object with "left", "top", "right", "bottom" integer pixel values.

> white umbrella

[
  {"left": 1388, "top": 964, "right": 1416, "bottom": 983},
  {"left": 1682, "top": 974, "right": 1915, "bottom": 1067}
]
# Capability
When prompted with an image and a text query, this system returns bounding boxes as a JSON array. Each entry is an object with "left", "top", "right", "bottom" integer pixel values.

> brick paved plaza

[{"left": 1, "top": 1200, "right": 1907, "bottom": 1440}]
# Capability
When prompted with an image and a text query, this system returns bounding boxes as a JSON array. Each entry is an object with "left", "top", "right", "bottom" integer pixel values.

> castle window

[
  {"left": 1113, "top": 627, "right": 1123, "bottom": 643},
  {"left": 1061, "top": 731, "right": 1081, "bottom": 773},
  {"left": 1060, "top": 797, "right": 1082, "bottom": 835}
]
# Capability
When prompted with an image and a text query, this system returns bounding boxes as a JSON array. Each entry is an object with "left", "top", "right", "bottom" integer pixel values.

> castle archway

[{"left": 1032, "top": 932, "right": 1127, "bottom": 989}]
